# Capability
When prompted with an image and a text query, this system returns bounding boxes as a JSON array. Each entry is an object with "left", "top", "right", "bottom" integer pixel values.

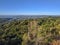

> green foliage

[{"left": 0, "top": 17, "right": 60, "bottom": 45}]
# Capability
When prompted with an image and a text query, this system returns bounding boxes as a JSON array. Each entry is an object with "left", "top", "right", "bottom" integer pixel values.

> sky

[{"left": 0, "top": 0, "right": 60, "bottom": 15}]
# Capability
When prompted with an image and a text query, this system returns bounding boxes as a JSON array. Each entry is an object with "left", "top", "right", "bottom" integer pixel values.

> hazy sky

[{"left": 0, "top": 0, "right": 60, "bottom": 15}]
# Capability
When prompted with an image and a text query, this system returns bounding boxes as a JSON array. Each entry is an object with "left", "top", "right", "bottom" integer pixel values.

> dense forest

[{"left": 0, "top": 16, "right": 60, "bottom": 45}]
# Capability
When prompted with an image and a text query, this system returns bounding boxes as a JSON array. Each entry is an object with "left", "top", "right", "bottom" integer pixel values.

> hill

[{"left": 0, "top": 15, "right": 60, "bottom": 45}]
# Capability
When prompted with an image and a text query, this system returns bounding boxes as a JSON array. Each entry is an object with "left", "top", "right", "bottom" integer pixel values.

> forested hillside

[{"left": 0, "top": 16, "right": 60, "bottom": 45}]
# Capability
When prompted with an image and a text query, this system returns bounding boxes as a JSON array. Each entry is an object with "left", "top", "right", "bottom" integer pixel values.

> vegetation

[{"left": 0, "top": 16, "right": 60, "bottom": 45}]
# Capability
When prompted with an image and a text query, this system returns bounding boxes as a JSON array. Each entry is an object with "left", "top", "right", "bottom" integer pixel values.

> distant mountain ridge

[
  {"left": 0, "top": 15, "right": 60, "bottom": 18},
  {"left": 0, "top": 15, "right": 60, "bottom": 24}
]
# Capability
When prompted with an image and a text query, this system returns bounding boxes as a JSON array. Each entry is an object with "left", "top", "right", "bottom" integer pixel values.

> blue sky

[{"left": 0, "top": 0, "right": 60, "bottom": 15}]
